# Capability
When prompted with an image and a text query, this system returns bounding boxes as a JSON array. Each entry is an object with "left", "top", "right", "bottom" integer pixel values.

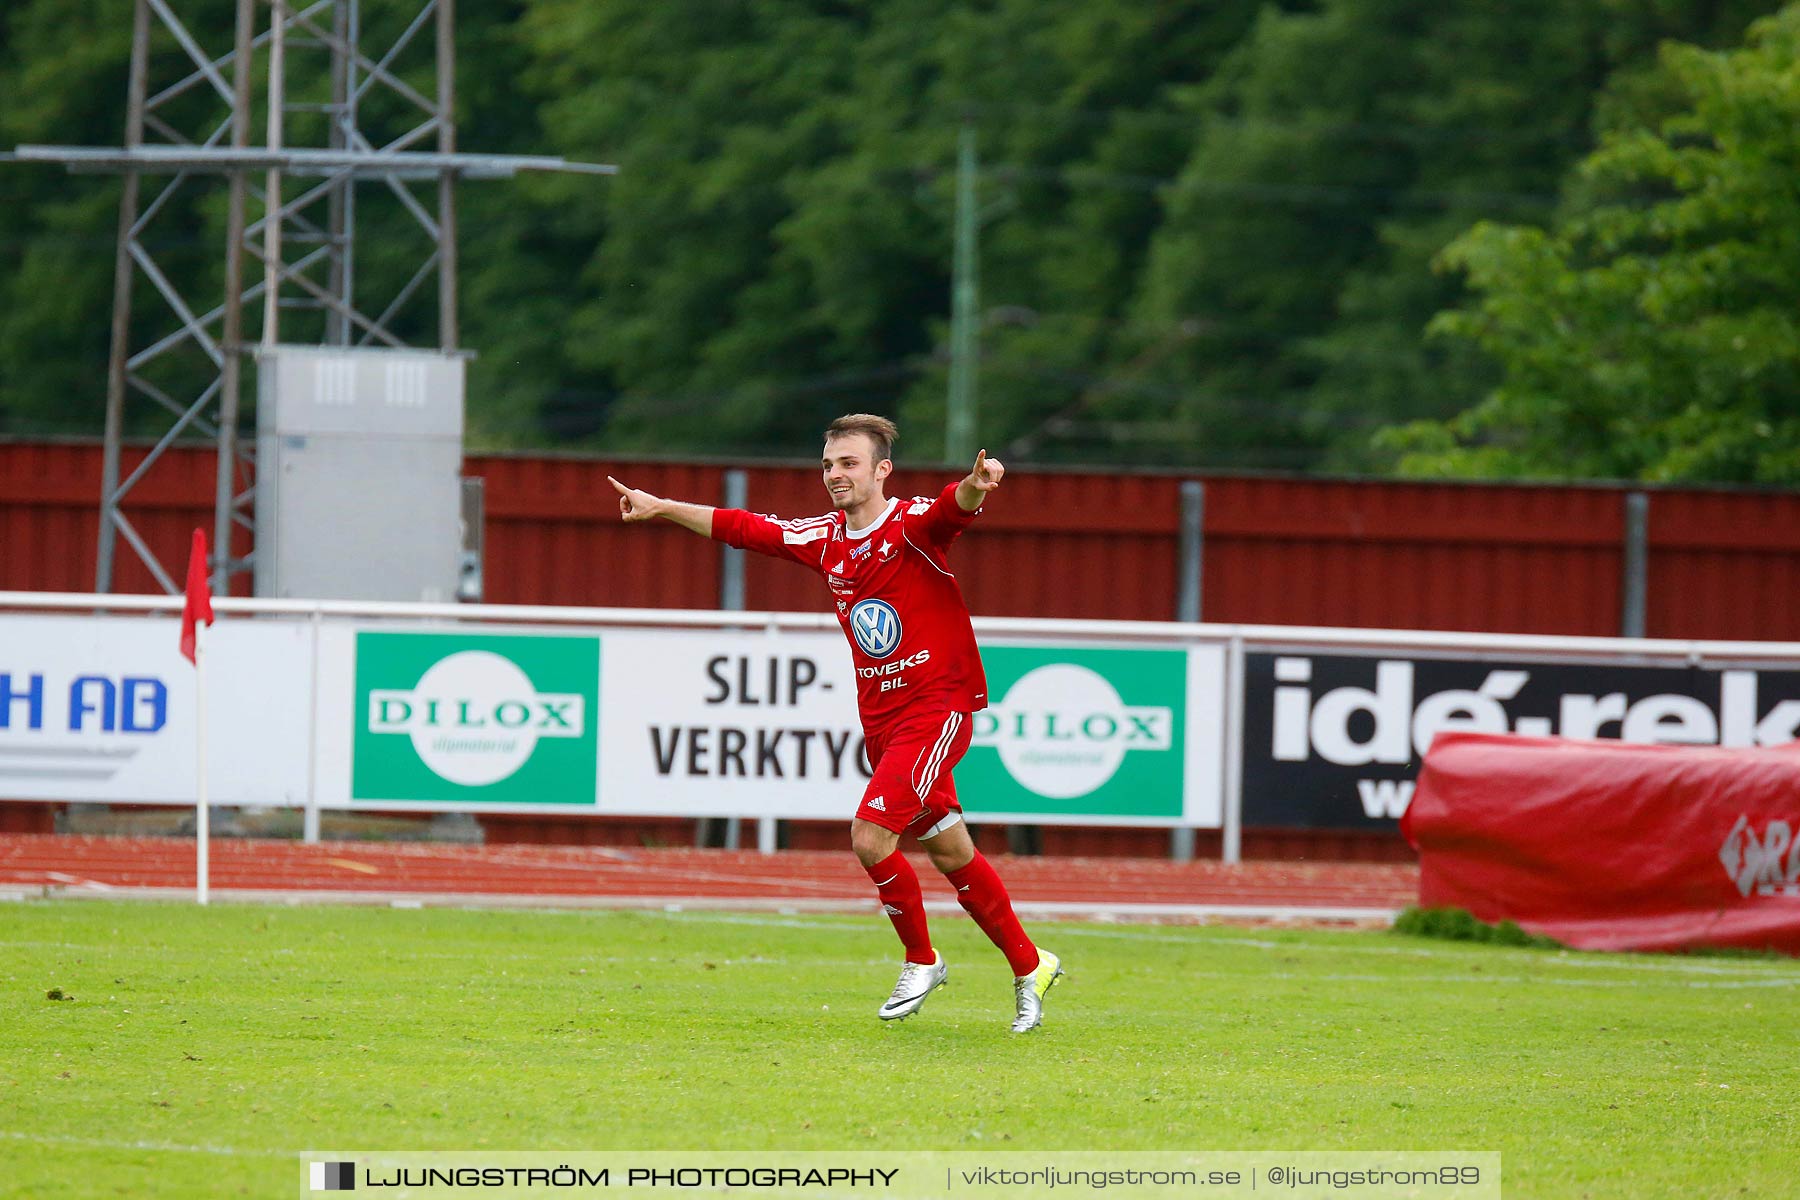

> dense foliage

[
  {"left": 0, "top": 0, "right": 1784, "bottom": 474},
  {"left": 1387, "top": 6, "right": 1800, "bottom": 483}
]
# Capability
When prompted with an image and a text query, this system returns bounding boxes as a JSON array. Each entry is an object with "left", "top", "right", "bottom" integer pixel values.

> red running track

[{"left": 0, "top": 835, "right": 1418, "bottom": 923}]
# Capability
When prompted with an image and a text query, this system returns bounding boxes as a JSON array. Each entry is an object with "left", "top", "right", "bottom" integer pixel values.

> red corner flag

[{"left": 179, "top": 528, "right": 214, "bottom": 665}]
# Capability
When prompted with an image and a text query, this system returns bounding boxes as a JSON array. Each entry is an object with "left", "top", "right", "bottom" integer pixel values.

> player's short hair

[{"left": 824, "top": 414, "right": 898, "bottom": 465}]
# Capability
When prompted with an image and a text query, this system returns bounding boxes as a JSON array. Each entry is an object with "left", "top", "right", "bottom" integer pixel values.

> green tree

[
  {"left": 1387, "top": 5, "right": 1800, "bottom": 482},
  {"left": 0, "top": 0, "right": 1783, "bottom": 473},
  {"left": 1128, "top": 0, "right": 1780, "bottom": 472},
  {"left": 890, "top": 0, "right": 1267, "bottom": 464},
  {"left": 495, "top": 0, "right": 1264, "bottom": 460},
  {"left": 0, "top": 0, "right": 133, "bottom": 436}
]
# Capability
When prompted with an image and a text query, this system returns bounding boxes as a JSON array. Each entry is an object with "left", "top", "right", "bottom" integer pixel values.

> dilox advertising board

[{"left": 309, "top": 625, "right": 1225, "bottom": 825}]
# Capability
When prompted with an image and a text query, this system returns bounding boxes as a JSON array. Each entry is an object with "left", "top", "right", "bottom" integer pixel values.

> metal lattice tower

[{"left": 10, "top": 0, "right": 612, "bottom": 595}]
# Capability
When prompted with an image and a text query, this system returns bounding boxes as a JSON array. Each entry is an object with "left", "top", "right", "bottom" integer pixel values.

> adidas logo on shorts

[{"left": 867, "top": 796, "right": 886, "bottom": 811}]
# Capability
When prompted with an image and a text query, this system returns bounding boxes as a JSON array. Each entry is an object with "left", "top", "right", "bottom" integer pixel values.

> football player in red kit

[{"left": 608, "top": 414, "right": 1063, "bottom": 1032}]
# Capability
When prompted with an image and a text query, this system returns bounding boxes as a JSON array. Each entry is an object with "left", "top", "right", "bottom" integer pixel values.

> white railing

[{"left": 2, "top": 591, "right": 1797, "bottom": 862}]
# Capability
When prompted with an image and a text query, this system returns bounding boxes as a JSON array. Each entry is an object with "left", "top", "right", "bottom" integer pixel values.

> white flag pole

[{"left": 195, "top": 623, "right": 210, "bottom": 906}]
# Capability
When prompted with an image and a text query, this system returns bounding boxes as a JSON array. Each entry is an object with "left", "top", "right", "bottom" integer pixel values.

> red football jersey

[{"left": 711, "top": 483, "right": 989, "bottom": 730}]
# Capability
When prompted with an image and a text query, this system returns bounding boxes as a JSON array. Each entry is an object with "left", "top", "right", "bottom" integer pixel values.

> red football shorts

[{"left": 855, "top": 709, "right": 973, "bottom": 837}]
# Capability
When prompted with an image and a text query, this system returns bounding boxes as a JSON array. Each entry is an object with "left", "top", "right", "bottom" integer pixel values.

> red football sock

[
  {"left": 945, "top": 851, "right": 1038, "bottom": 976},
  {"left": 865, "top": 851, "right": 934, "bottom": 964}
]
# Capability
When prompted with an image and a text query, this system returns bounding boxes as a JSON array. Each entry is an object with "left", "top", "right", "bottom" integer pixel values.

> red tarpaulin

[{"left": 1402, "top": 732, "right": 1800, "bottom": 955}]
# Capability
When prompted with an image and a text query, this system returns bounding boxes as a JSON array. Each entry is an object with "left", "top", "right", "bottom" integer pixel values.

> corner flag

[
  {"left": 179, "top": 527, "right": 216, "bottom": 904},
  {"left": 179, "top": 528, "right": 213, "bottom": 665}
]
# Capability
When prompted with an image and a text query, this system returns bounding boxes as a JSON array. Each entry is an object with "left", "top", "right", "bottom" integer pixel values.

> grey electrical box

[{"left": 254, "top": 345, "right": 465, "bottom": 601}]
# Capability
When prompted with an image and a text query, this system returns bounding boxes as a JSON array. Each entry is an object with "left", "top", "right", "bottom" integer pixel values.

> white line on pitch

[{"left": 0, "top": 1129, "right": 279, "bottom": 1158}]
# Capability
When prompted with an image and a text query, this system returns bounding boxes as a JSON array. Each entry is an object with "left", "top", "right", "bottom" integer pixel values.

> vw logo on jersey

[{"left": 849, "top": 599, "right": 903, "bottom": 659}]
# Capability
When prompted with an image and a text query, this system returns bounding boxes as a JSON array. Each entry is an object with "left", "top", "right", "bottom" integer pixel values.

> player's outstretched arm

[
  {"left": 608, "top": 476, "right": 714, "bottom": 537},
  {"left": 955, "top": 448, "right": 1005, "bottom": 512}
]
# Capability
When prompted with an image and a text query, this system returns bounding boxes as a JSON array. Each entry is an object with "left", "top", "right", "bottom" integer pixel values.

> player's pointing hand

[
  {"left": 970, "top": 449, "right": 1004, "bottom": 492},
  {"left": 608, "top": 475, "right": 663, "bottom": 521}
]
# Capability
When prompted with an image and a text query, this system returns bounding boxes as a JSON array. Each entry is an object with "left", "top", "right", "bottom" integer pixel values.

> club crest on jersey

[{"left": 849, "top": 599, "right": 903, "bottom": 659}]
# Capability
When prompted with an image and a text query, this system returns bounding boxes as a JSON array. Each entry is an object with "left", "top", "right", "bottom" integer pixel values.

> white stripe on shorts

[{"left": 912, "top": 712, "right": 964, "bottom": 801}]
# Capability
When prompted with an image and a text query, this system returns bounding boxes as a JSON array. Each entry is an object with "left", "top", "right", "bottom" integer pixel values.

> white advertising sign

[
  {"left": 599, "top": 631, "right": 1226, "bottom": 826},
  {"left": 0, "top": 614, "right": 312, "bottom": 805},
  {"left": 598, "top": 628, "right": 870, "bottom": 818}
]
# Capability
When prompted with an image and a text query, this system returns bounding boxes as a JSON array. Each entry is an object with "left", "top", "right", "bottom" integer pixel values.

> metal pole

[
  {"left": 714, "top": 469, "right": 750, "bottom": 852},
  {"left": 1621, "top": 491, "right": 1649, "bottom": 638},
  {"left": 261, "top": 1, "right": 286, "bottom": 346},
  {"left": 339, "top": 0, "right": 360, "bottom": 335},
  {"left": 303, "top": 609, "right": 322, "bottom": 844},
  {"left": 326, "top": 0, "right": 349, "bottom": 345},
  {"left": 1176, "top": 479, "right": 1204, "bottom": 621},
  {"left": 720, "top": 469, "right": 747, "bottom": 611},
  {"left": 436, "top": 0, "right": 458, "bottom": 350},
  {"left": 1222, "top": 633, "right": 1245, "bottom": 864},
  {"left": 195, "top": 630, "right": 211, "bottom": 905},
  {"left": 1170, "top": 480, "right": 1206, "bottom": 862},
  {"left": 946, "top": 121, "right": 978, "bottom": 464},
  {"left": 96, "top": 0, "right": 153, "bottom": 593},
  {"left": 213, "top": 0, "right": 257, "bottom": 597}
]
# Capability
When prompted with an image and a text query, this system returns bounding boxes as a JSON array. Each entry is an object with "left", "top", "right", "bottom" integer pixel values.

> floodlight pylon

[{"left": 8, "top": 0, "right": 613, "bottom": 595}]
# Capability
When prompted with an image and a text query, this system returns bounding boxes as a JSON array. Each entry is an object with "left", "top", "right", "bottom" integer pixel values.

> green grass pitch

[{"left": 2, "top": 900, "right": 1796, "bottom": 1198}]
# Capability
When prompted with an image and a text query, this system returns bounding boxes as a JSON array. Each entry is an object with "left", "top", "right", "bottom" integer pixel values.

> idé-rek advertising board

[{"left": 1243, "top": 650, "right": 1800, "bottom": 830}]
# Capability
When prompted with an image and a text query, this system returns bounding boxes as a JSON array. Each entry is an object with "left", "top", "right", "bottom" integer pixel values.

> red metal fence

[{"left": 4, "top": 438, "right": 1800, "bottom": 639}]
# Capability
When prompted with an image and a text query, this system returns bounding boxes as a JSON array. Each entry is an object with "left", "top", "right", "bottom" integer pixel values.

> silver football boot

[
  {"left": 877, "top": 950, "right": 948, "bottom": 1021},
  {"left": 1011, "top": 949, "right": 1064, "bottom": 1033}
]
